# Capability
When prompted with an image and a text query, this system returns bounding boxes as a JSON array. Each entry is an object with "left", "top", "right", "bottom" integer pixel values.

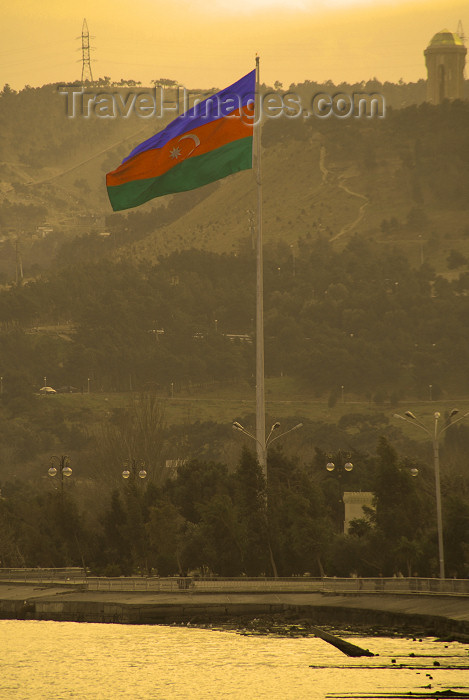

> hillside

[
  {"left": 2, "top": 81, "right": 469, "bottom": 281},
  {"left": 128, "top": 100, "right": 469, "bottom": 272}
]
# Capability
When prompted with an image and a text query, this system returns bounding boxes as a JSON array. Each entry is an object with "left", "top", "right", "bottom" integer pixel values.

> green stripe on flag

[{"left": 107, "top": 136, "right": 253, "bottom": 212}]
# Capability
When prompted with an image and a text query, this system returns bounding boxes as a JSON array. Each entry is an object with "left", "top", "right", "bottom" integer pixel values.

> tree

[
  {"left": 442, "top": 493, "right": 469, "bottom": 577},
  {"left": 372, "top": 438, "right": 426, "bottom": 575},
  {"left": 92, "top": 393, "right": 166, "bottom": 484},
  {"left": 447, "top": 249, "right": 467, "bottom": 270},
  {"left": 147, "top": 499, "right": 186, "bottom": 575},
  {"left": 233, "top": 448, "right": 269, "bottom": 575},
  {"left": 268, "top": 450, "right": 331, "bottom": 576},
  {"left": 188, "top": 494, "right": 243, "bottom": 576},
  {"left": 96, "top": 490, "right": 133, "bottom": 575}
]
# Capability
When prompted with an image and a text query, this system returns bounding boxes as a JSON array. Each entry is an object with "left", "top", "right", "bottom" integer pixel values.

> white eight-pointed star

[{"left": 170, "top": 146, "right": 181, "bottom": 159}]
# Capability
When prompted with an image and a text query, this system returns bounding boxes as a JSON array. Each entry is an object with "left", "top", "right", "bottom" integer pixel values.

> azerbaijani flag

[{"left": 106, "top": 70, "right": 255, "bottom": 211}]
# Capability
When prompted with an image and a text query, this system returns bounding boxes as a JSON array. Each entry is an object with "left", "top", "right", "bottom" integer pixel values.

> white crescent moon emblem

[{"left": 178, "top": 133, "right": 201, "bottom": 157}]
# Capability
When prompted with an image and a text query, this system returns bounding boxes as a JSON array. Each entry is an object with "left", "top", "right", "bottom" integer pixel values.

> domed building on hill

[{"left": 424, "top": 29, "right": 466, "bottom": 104}]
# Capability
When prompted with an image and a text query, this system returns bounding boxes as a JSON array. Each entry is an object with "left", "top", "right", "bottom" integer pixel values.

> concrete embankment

[{"left": 1, "top": 583, "right": 469, "bottom": 637}]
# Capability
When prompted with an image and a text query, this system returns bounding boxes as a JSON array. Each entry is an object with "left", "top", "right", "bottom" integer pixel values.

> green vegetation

[
  {"left": 1, "top": 239, "right": 469, "bottom": 579},
  {"left": 2, "top": 84, "right": 469, "bottom": 578},
  {"left": 1, "top": 435, "right": 469, "bottom": 578},
  {"left": 3, "top": 239, "right": 469, "bottom": 401}
]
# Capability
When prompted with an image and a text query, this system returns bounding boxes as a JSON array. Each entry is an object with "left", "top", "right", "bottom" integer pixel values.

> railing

[
  {"left": 83, "top": 576, "right": 325, "bottom": 593},
  {"left": 320, "top": 576, "right": 469, "bottom": 596},
  {"left": 0, "top": 570, "right": 468, "bottom": 596},
  {"left": 83, "top": 576, "right": 469, "bottom": 595},
  {"left": 0, "top": 568, "right": 86, "bottom": 583}
]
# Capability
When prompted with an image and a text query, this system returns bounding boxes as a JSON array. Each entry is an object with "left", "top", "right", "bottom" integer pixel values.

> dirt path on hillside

[
  {"left": 331, "top": 173, "right": 369, "bottom": 241},
  {"left": 319, "top": 145, "right": 329, "bottom": 183},
  {"left": 319, "top": 146, "right": 369, "bottom": 241}
]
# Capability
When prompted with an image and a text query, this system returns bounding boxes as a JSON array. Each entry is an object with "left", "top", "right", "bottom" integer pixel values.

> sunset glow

[{"left": 2, "top": 0, "right": 468, "bottom": 90}]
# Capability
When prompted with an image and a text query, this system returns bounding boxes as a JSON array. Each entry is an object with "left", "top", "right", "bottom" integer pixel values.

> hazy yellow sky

[{"left": 2, "top": 0, "right": 468, "bottom": 90}]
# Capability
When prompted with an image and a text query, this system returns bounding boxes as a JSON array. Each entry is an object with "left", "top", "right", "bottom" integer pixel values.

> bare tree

[{"left": 92, "top": 393, "right": 166, "bottom": 484}]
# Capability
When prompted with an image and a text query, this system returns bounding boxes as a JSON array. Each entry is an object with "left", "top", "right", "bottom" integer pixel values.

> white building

[{"left": 343, "top": 491, "right": 374, "bottom": 533}]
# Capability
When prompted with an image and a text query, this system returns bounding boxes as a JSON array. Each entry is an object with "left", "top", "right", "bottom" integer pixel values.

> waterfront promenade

[{"left": 1, "top": 572, "right": 469, "bottom": 636}]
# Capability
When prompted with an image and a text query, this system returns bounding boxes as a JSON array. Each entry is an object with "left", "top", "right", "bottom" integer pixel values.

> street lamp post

[
  {"left": 233, "top": 420, "right": 302, "bottom": 578},
  {"left": 394, "top": 409, "right": 469, "bottom": 579},
  {"left": 325, "top": 458, "right": 354, "bottom": 533},
  {"left": 232, "top": 420, "right": 303, "bottom": 481},
  {"left": 122, "top": 459, "right": 147, "bottom": 481},
  {"left": 48, "top": 455, "right": 72, "bottom": 503},
  {"left": 121, "top": 459, "right": 148, "bottom": 575}
]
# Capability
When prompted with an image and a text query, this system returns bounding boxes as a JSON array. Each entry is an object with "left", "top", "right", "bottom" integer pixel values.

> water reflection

[{"left": 1, "top": 621, "right": 468, "bottom": 699}]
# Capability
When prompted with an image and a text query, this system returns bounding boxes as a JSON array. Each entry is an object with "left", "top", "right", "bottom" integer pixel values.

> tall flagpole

[{"left": 255, "top": 56, "right": 266, "bottom": 476}]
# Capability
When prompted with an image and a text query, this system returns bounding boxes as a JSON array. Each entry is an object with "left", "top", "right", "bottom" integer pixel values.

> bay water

[{"left": 2, "top": 620, "right": 468, "bottom": 699}]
